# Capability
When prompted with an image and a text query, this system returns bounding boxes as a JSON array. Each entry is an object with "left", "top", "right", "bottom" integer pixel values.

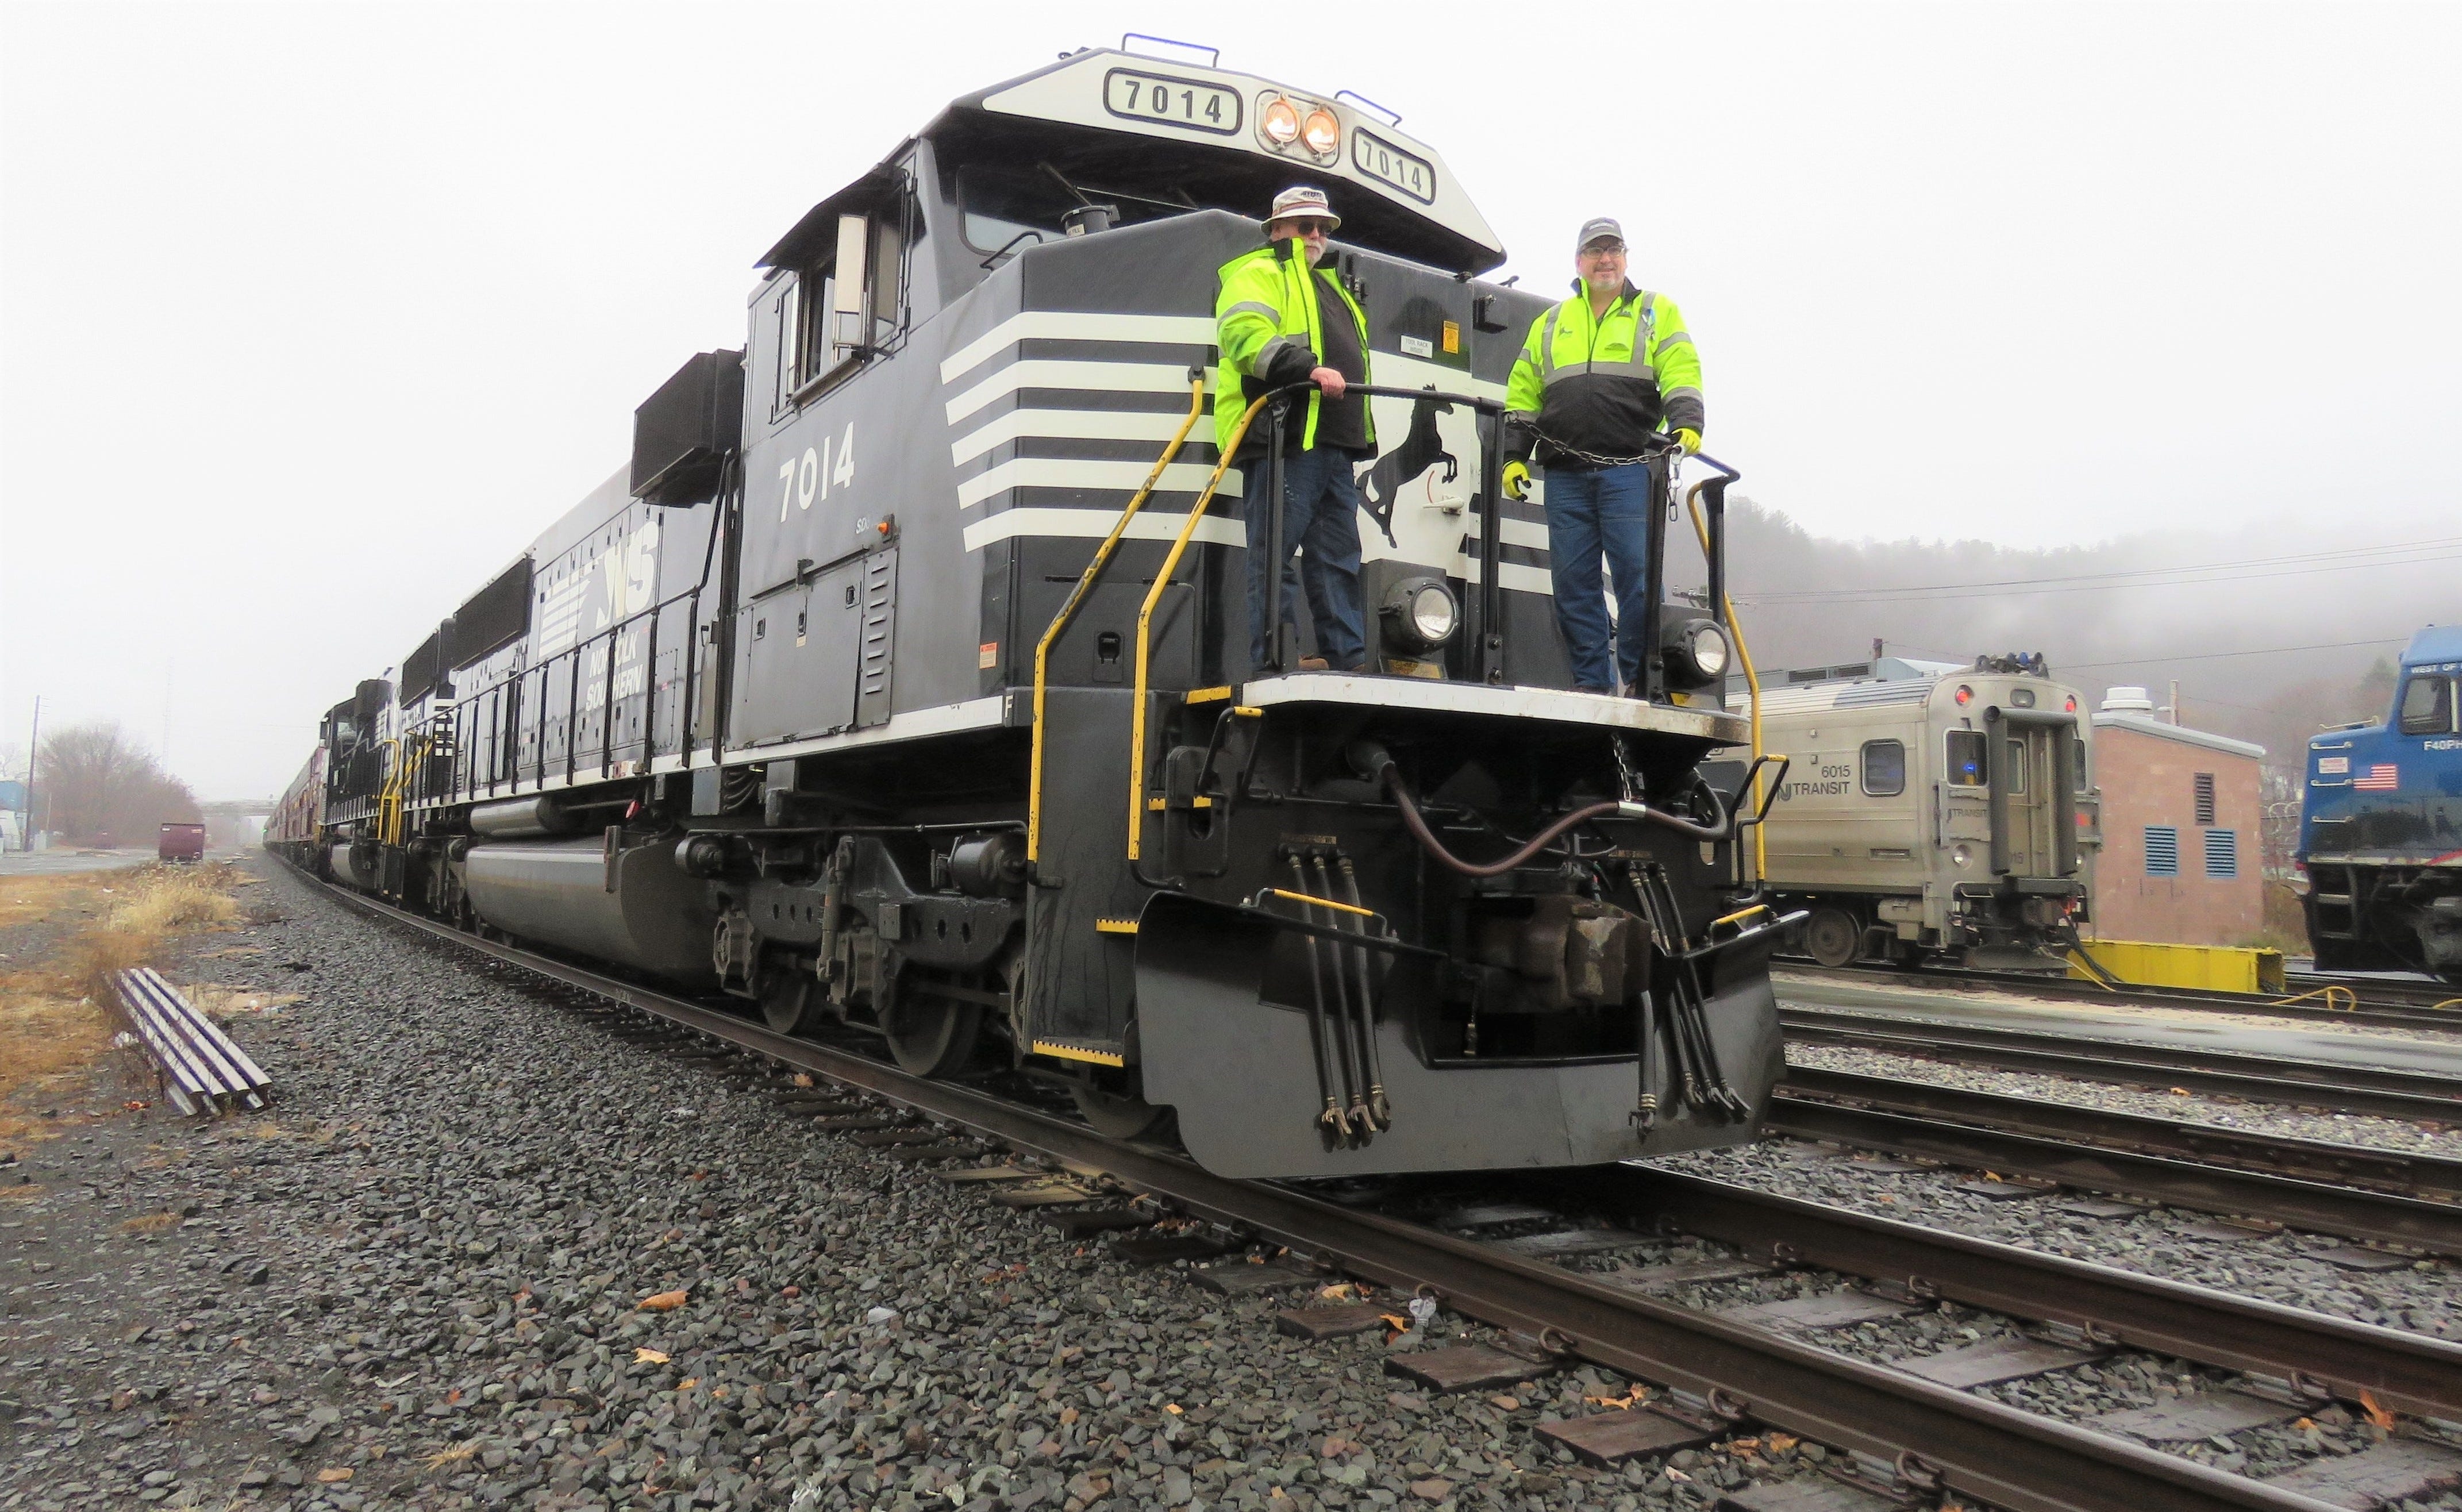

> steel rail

[
  {"left": 1575, "top": 1169, "right": 2462, "bottom": 1422},
  {"left": 294, "top": 872, "right": 2392, "bottom": 1512},
  {"left": 1777, "top": 961, "right": 2462, "bottom": 1035},
  {"left": 1782, "top": 1007, "right": 2462, "bottom": 1123},
  {"left": 1780, "top": 1065, "right": 2462, "bottom": 1206},
  {"left": 1768, "top": 1071, "right": 2462, "bottom": 1255}
]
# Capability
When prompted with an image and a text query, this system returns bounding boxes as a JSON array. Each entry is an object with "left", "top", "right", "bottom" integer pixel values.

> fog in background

[{"left": 3, "top": 1, "right": 2456, "bottom": 800}]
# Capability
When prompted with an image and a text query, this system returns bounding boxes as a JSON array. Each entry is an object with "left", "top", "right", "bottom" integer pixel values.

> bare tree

[{"left": 34, "top": 721, "right": 200, "bottom": 844}]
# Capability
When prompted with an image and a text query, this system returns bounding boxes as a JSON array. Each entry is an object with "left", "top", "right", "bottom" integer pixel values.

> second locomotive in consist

[
  {"left": 1725, "top": 653, "right": 2098, "bottom": 969},
  {"left": 270, "top": 47, "right": 1794, "bottom": 1178}
]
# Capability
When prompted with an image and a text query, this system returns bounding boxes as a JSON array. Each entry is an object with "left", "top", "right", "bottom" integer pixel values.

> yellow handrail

[
  {"left": 1128, "top": 391, "right": 1279, "bottom": 861},
  {"left": 1026, "top": 376, "right": 1208, "bottom": 863},
  {"left": 1686, "top": 482, "right": 1766, "bottom": 883}
]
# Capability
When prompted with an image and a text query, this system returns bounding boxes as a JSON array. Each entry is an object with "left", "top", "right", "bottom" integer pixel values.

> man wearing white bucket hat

[{"left": 1213, "top": 185, "right": 1376, "bottom": 673}]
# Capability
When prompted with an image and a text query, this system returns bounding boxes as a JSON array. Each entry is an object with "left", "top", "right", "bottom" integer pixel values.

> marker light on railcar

[
  {"left": 2065, "top": 695, "right": 2078, "bottom": 712},
  {"left": 1955, "top": 684, "right": 1973, "bottom": 705}
]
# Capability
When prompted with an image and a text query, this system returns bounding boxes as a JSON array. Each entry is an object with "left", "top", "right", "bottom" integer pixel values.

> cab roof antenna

[
  {"left": 1121, "top": 33, "right": 1219, "bottom": 67},
  {"left": 1336, "top": 89, "right": 1401, "bottom": 126}
]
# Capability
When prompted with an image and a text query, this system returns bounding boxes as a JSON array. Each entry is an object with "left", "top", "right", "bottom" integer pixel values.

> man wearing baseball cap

[
  {"left": 1214, "top": 185, "right": 1376, "bottom": 674},
  {"left": 1501, "top": 217, "right": 1703, "bottom": 696}
]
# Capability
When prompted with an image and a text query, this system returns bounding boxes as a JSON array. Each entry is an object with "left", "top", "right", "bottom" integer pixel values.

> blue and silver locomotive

[{"left": 2300, "top": 624, "right": 2462, "bottom": 984}]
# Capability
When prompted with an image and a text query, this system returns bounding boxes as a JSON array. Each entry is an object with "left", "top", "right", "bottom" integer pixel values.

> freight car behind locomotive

[
  {"left": 2302, "top": 625, "right": 2462, "bottom": 984},
  {"left": 270, "top": 46, "right": 1798, "bottom": 1180},
  {"left": 1720, "top": 653, "right": 2099, "bottom": 969}
]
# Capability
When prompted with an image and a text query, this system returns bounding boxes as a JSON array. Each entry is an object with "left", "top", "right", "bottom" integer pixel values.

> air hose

[{"left": 1351, "top": 742, "right": 1730, "bottom": 879}]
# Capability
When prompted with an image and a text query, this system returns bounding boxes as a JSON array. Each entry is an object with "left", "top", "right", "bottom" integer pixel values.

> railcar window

[
  {"left": 2074, "top": 736, "right": 2088, "bottom": 790},
  {"left": 2398, "top": 674, "right": 2456, "bottom": 736},
  {"left": 1946, "top": 731, "right": 1984, "bottom": 787},
  {"left": 1860, "top": 740, "right": 1906, "bottom": 797},
  {"left": 2006, "top": 740, "right": 2028, "bottom": 795}
]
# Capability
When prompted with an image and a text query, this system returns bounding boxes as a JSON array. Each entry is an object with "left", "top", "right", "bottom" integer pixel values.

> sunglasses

[
  {"left": 1579, "top": 242, "right": 1627, "bottom": 258},
  {"left": 1280, "top": 218, "right": 1336, "bottom": 236}
]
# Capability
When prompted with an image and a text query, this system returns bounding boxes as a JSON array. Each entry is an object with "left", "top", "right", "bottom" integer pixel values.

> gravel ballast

[
  {"left": 2, "top": 860, "right": 1838, "bottom": 1511},
  {"left": 6, "top": 856, "right": 2457, "bottom": 1511}
]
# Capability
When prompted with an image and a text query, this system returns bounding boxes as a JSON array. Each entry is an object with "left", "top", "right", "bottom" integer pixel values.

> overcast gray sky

[{"left": 3, "top": 1, "right": 2456, "bottom": 799}]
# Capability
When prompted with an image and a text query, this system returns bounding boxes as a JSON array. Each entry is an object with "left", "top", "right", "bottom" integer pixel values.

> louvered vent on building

[
  {"left": 2194, "top": 772, "right": 2217, "bottom": 825},
  {"left": 2144, "top": 826, "right": 2180, "bottom": 876},
  {"left": 2204, "top": 828, "right": 2238, "bottom": 879}
]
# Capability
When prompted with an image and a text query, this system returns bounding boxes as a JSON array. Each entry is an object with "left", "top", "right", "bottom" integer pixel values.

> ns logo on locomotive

[{"left": 268, "top": 46, "right": 1799, "bottom": 1178}]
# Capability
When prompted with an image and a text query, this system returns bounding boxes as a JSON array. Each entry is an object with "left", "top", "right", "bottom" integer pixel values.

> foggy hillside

[{"left": 1668, "top": 499, "right": 2455, "bottom": 766}]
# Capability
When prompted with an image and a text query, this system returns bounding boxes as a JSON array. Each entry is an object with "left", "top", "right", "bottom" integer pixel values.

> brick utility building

[{"left": 2090, "top": 688, "right": 2266, "bottom": 945}]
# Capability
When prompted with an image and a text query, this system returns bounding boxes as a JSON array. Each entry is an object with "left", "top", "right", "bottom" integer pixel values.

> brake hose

[{"left": 1352, "top": 743, "right": 1731, "bottom": 879}]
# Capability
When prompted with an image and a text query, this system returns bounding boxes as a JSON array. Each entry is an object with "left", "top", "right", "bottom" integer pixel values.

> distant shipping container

[{"left": 158, "top": 823, "right": 207, "bottom": 863}]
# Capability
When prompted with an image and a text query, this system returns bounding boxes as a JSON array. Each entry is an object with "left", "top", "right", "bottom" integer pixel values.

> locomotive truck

[{"left": 269, "top": 44, "right": 1797, "bottom": 1177}]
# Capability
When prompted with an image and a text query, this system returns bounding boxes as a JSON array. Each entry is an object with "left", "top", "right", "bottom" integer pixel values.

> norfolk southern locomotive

[
  {"left": 2301, "top": 625, "right": 2462, "bottom": 984},
  {"left": 268, "top": 48, "right": 1795, "bottom": 1178}
]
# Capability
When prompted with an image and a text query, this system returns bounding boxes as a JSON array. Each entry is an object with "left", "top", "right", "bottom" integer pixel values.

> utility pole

[
  {"left": 2169, "top": 679, "right": 2182, "bottom": 727},
  {"left": 22, "top": 696, "right": 39, "bottom": 850}
]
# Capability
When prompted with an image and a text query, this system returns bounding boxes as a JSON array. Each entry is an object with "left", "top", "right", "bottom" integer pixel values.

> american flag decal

[{"left": 2353, "top": 763, "right": 2399, "bottom": 791}]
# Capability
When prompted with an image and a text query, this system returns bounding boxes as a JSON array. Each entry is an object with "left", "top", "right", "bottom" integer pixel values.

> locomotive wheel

[
  {"left": 1804, "top": 906, "right": 1865, "bottom": 968},
  {"left": 760, "top": 973, "right": 810, "bottom": 1036},
  {"left": 1070, "top": 1080, "right": 1175, "bottom": 1141},
  {"left": 883, "top": 988, "right": 982, "bottom": 1078}
]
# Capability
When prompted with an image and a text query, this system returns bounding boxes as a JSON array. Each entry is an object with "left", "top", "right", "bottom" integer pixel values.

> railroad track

[
  {"left": 1781, "top": 1005, "right": 2462, "bottom": 1123},
  {"left": 1769, "top": 1065, "right": 2462, "bottom": 1255},
  {"left": 293, "top": 868, "right": 2462, "bottom": 1512},
  {"left": 1776, "top": 960, "right": 2462, "bottom": 1036}
]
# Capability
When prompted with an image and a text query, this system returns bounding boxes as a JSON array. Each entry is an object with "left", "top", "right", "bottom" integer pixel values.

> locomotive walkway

[{"left": 299, "top": 865, "right": 2462, "bottom": 1512}]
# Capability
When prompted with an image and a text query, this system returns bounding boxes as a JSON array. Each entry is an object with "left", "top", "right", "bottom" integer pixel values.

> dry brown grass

[
  {"left": 119, "top": 1211, "right": 180, "bottom": 1233},
  {"left": 0, "top": 862, "right": 249, "bottom": 1145},
  {"left": 186, "top": 982, "right": 305, "bottom": 1020}
]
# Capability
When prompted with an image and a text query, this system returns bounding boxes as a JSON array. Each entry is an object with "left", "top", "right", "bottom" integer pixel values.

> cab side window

[
  {"left": 1946, "top": 731, "right": 1984, "bottom": 787},
  {"left": 1860, "top": 739, "right": 1906, "bottom": 797},
  {"left": 2398, "top": 674, "right": 2456, "bottom": 736},
  {"left": 774, "top": 202, "right": 912, "bottom": 412}
]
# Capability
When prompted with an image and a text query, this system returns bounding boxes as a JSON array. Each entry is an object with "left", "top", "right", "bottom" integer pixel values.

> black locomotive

[{"left": 270, "top": 48, "right": 1795, "bottom": 1178}]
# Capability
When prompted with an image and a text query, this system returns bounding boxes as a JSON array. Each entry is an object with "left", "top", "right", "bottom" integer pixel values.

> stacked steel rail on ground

[{"left": 111, "top": 966, "right": 272, "bottom": 1115}]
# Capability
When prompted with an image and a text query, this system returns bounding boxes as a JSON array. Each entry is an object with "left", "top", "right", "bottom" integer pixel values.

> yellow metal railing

[
  {"left": 1025, "top": 376, "right": 1208, "bottom": 864},
  {"left": 1687, "top": 481, "right": 1766, "bottom": 883},
  {"left": 1128, "top": 391, "right": 1279, "bottom": 861}
]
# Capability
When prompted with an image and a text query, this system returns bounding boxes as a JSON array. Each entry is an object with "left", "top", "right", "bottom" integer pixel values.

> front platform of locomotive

[{"left": 933, "top": 52, "right": 1798, "bottom": 1176}]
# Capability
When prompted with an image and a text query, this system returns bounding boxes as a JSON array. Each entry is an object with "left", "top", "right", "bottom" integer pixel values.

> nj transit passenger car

[{"left": 1724, "top": 655, "right": 2098, "bottom": 969}]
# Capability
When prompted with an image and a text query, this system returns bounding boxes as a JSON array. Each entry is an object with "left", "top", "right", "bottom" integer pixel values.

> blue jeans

[
  {"left": 1543, "top": 461, "right": 1656, "bottom": 692},
  {"left": 1245, "top": 445, "right": 1367, "bottom": 671}
]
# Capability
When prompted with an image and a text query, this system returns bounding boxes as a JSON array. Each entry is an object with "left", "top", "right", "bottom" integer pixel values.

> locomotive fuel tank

[{"left": 460, "top": 836, "right": 717, "bottom": 984}]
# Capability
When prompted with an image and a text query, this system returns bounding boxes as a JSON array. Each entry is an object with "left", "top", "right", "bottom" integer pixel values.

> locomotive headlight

[
  {"left": 1952, "top": 843, "right": 1974, "bottom": 868},
  {"left": 1301, "top": 108, "right": 1341, "bottom": 156},
  {"left": 1261, "top": 97, "right": 1301, "bottom": 145},
  {"left": 1380, "top": 576, "right": 1459, "bottom": 652},
  {"left": 1659, "top": 617, "right": 1730, "bottom": 689}
]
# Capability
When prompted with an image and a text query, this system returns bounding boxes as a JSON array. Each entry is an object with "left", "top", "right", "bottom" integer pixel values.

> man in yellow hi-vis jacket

[
  {"left": 1215, "top": 186, "right": 1376, "bottom": 674},
  {"left": 1502, "top": 216, "right": 1703, "bottom": 695}
]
